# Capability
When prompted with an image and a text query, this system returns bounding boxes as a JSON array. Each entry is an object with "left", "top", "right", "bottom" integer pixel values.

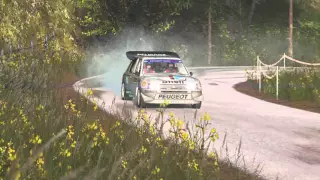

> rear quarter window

[
  {"left": 125, "top": 61, "right": 134, "bottom": 73},
  {"left": 129, "top": 60, "right": 138, "bottom": 73}
]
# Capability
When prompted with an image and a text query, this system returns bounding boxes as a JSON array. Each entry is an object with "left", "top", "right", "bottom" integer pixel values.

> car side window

[
  {"left": 126, "top": 61, "right": 134, "bottom": 73},
  {"left": 135, "top": 60, "right": 141, "bottom": 75},
  {"left": 130, "top": 59, "right": 141, "bottom": 75},
  {"left": 130, "top": 60, "right": 138, "bottom": 73}
]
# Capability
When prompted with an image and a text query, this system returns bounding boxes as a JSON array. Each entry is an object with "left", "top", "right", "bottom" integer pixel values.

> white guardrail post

[
  {"left": 283, "top": 53, "right": 286, "bottom": 69},
  {"left": 256, "top": 56, "right": 259, "bottom": 83},
  {"left": 276, "top": 66, "right": 279, "bottom": 100},
  {"left": 258, "top": 57, "right": 261, "bottom": 93}
]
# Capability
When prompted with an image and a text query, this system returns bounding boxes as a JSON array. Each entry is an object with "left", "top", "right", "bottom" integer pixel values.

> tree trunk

[
  {"left": 208, "top": 0, "right": 212, "bottom": 65},
  {"left": 226, "top": 0, "right": 234, "bottom": 37},
  {"left": 289, "top": 0, "right": 293, "bottom": 57},
  {"left": 238, "top": 1, "right": 243, "bottom": 39},
  {"left": 246, "top": 0, "right": 257, "bottom": 37}
]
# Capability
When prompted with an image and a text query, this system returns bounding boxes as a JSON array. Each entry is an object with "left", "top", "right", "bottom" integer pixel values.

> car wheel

[
  {"left": 136, "top": 88, "right": 146, "bottom": 108},
  {"left": 192, "top": 102, "right": 202, "bottom": 109},
  {"left": 121, "top": 83, "right": 129, "bottom": 100}
]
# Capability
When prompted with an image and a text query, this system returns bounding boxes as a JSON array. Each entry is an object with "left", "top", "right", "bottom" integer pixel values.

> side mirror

[{"left": 190, "top": 72, "right": 193, "bottom": 76}]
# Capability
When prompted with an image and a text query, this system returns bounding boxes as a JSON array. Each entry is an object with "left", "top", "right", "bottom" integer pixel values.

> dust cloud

[{"left": 82, "top": 27, "right": 167, "bottom": 95}]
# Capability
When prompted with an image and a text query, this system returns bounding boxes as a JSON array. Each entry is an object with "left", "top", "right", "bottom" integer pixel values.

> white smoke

[
  {"left": 81, "top": 26, "right": 210, "bottom": 95},
  {"left": 83, "top": 28, "right": 158, "bottom": 95}
]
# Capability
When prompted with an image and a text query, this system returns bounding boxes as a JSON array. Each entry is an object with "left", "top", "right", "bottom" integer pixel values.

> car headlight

[{"left": 140, "top": 80, "right": 149, "bottom": 89}]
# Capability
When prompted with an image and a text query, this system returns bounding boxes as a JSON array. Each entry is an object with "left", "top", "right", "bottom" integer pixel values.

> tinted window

[
  {"left": 125, "top": 61, "right": 134, "bottom": 73},
  {"left": 142, "top": 59, "right": 188, "bottom": 75},
  {"left": 135, "top": 60, "right": 141, "bottom": 74},
  {"left": 130, "top": 59, "right": 142, "bottom": 75},
  {"left": 130, "top": 60, "right": 138, "bottom": 73}
]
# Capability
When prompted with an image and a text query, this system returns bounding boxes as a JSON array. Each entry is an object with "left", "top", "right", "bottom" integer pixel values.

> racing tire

[
  {"left": 121, "top": 83, "right": 129, "bottom": 100},
  {"left": 135, "top": 89, "right": 147, "bottom": 108},
  {"left": 192, "top": 102, "right": 202, "bottom": 109}
]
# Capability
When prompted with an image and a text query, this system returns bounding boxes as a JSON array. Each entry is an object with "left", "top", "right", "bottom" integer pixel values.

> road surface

[{"left": 74, "top": 69, "right": 320, "bottom": 180}]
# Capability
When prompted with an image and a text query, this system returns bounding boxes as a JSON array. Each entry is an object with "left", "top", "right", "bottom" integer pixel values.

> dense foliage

[{"left": 77, "top": 0, "right": 320, "bottom": 66}]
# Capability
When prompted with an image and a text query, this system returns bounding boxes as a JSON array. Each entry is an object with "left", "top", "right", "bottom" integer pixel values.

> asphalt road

[{"left": 74, "top": 69, "right": 320, "bottom": 180}]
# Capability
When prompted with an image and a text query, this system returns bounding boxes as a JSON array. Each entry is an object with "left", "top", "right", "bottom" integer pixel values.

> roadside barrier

[{"left": 256, "top": 53, "right": 320, "bottom": 100}]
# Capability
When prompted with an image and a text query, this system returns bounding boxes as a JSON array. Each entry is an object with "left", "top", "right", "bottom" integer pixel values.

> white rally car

[{"left": 121, "top": 51, "right": 203, "bottom": 109}]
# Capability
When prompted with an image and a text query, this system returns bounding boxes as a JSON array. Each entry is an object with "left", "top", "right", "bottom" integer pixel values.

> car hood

[{"left": 142, "top": 74, "right": 199, "bottom": 84}]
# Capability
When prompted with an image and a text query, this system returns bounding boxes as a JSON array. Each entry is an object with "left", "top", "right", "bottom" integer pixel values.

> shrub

[{"left": 251, "top": 67, "right": 320, "bottom": 105}]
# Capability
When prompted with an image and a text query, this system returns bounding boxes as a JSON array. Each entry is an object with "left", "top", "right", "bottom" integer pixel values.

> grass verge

[{"left": 234, "top": 68, "right": 320, "bottom": 114}]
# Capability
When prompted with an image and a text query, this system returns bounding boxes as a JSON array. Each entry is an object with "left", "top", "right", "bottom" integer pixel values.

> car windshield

[{"left": 142, "top": 59, "right": 189, "bottom": 75}]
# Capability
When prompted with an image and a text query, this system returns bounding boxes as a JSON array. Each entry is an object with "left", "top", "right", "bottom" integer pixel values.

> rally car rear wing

[{"left": 126, "top": 51, "right": 180, "bottom": 60}]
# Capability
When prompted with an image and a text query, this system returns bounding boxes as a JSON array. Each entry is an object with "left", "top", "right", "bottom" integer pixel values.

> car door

[
  {"left": 126, "top": 59, "right": 138, "bottom": 95},
  {"left": 122, "top": 60, "right": 134, "bottom": 95},
  {"left": 128, "top": 58, "right": 142, "bottom": 96}
]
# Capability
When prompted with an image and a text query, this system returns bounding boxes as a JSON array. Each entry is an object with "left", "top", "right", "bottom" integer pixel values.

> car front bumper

[{"left": 140, "top": 91, "right": 203, "bottom": 105}]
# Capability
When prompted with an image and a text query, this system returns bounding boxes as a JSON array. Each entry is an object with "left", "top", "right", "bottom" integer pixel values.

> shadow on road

[
  {"left": 293, "top": 128, "right": 320, "bottom": 165},
  {"left": 143, "top": 104, "right": 195, "bottom": 109}
]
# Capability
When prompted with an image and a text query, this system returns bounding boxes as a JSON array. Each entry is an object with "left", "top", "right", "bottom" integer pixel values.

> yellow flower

[
  {"left": 61, "top": 149, "right": 71, "bottom": 157},
  {"left": 30, "top": 135, "right": 42, "bottom": 144},
  {"left": 71, "top": 141, "right": 76, "bottom": 148},
  {"left": 37, "top": 157, "right": 44, "bottom": 166},
  {"left": 100, "top": 131, "right": 106, "bottom": 139},
  {"left": 7, "top": 146, "right": 16, "bottom": 161},
  {"left": 188, "top": 159, "right": 199, "bottom": 171},
  {"left": 180, "top": 131, "right": 189, "bottom": 141},
  {"left": 66, "top": 125, "right": 74, "bottom": 140},
  {"left": 64, "top": 104, "right": 69, "bottom": 109},
  {"left": 36, "top": 104, "right": 44, "bottom": 111},
  {"left": 189, "top": 141, "right": 195, "bottom": 150},
  {"left": 176, "top": 119, "right": 184, "bottom": 129},
  {"left": 93, "top": 104, "right": 98, "bottom": 111},
  {"left": 203, "top": 112, "right": 211, "bottom": 121},
  {"left": 149, "top": 126, "right": 155, "bottom": 135},
  {"left": 210, "top": 128, "right": 219, "bottom": 142},
  {"left": 15, "top": 171, "right": 21, "bottom": 180},
  {"left": 209, "top": 152, "right": 216, "bottom": 158},
  {"left": 139, "top": 146, "right": 147, "bottom": 154},
  {"left": 151, "top": 166, "right": 160, "bottom": 175},
  {"left": 121, "top": 160, "right": 127, "bottom": 169}
]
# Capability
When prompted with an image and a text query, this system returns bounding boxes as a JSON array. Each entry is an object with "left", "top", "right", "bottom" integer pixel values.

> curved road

[{"left": 74, "top": 69, "right": 320, "bottom": 180}]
